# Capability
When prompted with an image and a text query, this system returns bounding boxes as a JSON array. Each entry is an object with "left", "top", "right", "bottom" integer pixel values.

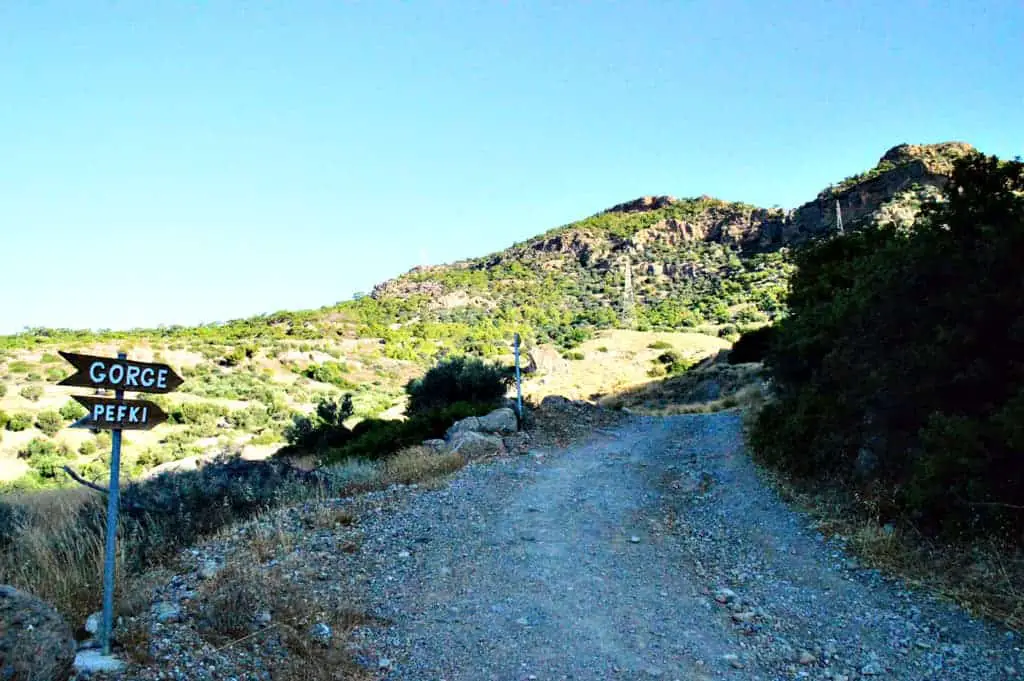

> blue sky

[{"left": 1, "top": 1, "right": 1021, "bottom": 334}]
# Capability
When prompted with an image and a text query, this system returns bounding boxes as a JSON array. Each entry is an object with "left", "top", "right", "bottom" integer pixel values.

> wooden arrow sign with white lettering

[
  {"left": 70, "top": 396, "right": 169, "bottom": 431},
  {"left": 58, "top": 351, "right": 184, "bottom": 394}
]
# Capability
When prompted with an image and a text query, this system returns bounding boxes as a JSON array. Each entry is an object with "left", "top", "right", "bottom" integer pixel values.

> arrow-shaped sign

[
  {"left": 58, "top": 351, "right": 184, "bottom": 394},
  {"left": 70, "top": 395, "right": 169, "bottom": 431}
]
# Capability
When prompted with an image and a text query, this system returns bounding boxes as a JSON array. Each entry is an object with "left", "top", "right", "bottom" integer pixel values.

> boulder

[
  {"left": 0, "top": 585, "right": 76, "bottom": 681},
  {"left": 421, "top": 439, "right": 448, "bottom": 453},
  {"left": 540, "top": 395, "right": 574, "bottom": 411},
  {"left": 448, "top": 431, "right": 505, "bottom": 460},
  {"left": 445, "top": 416, "right": 481, "bottom": 441},
  {"left": 476, "top": 408, "right": 518, "bottom": 435}
]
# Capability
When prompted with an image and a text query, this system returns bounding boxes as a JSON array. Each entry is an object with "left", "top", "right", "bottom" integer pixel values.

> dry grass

[
  {"left": 758, "top": 463, "right": 1024, "bottom": 633},
  {"left": 383, "top": 446, "right": 465, "bottom": 485},
  {"left": 191, "top": 561, "right": 375, "bottom": 680}
]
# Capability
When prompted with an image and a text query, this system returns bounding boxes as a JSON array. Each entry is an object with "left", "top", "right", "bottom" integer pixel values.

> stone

[
  {"left": 197, "top": 560, "right": 219, "bottom": 580},
  {"left": 540, "top": 395, "right": 574, "bottom": 410},
  {"left": 84, "top": 611, "right": 102, "bottom": 635},
  {"left": 448, "top": 431, "right": 506, "bottom": 460},
  {"left": 309, "top": 622, "right": 332, "bottom": 645},
  {"left": 722, "top": 653, "right": 744, "bottom": 669},
  {"left": 74, "top": 650, "right": 127, "bottom": 674},
  {"left": 254, "top": 611, "right": 272, "bottom": 626},
  {"left": 422, "top": 439, "right": 448, "bottom": 452},
  {"left": 151, "top": 601, "right": 182, "bottom": 624},
  {"left": 731, "top": 611, "right": 756, "bottom": 623},
  {"left": 0, "top": 585, "right": 76, "bottom": 681},
  {"left": 476, "top": 407, "right": 518, "bottom": 435},
  {"left": 445, "top": 416, "right": 481, "bottom": 440},
  {"left": 861, "top": 661, "right": 884, "bottom": 675},
  {"left": 798, "top": 651, "right": 817, "bottom": 665},
  {"left": 378, "top": 658, "right": 392, "bottom": 669},
  {"left": 714, "top": 588, "right": 737, "bottom": 604},
  {"left": 630, "top": 536, "right": 641, "bottom": 543}
]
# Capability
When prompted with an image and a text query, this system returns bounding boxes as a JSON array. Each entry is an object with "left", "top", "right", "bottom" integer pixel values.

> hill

[{"left": 0, "top": 141, "right": 976, "bottom": 488}]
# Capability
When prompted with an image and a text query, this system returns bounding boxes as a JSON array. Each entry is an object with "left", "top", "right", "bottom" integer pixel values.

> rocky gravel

[
  {"left": 346, "top": 412, "right": 1023, "bottom": 680},
  {"left": 76, "top": 410, "right": 1024, "bottom": 680}
]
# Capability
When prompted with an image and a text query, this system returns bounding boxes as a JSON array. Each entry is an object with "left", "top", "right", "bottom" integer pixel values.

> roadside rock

[
  {"left": 445, "top": 416, "right": 481, "bottom": 440},
  {"left": 476, "top": 407, "right": 518, "bottom": 435},
  {"left": 448, "top": 431, "right": 506, "bottom": 460},
  {"left": 0, "top": 585, "right": 76, "bottom": 681}
]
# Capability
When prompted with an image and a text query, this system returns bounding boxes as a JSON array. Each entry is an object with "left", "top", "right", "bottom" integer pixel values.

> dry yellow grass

[
  {"left": 521, "top": 330, "right": 730, "bottom": 403},
  {"left": 383, "top": 446, "right": 465, "bottom": 485}
]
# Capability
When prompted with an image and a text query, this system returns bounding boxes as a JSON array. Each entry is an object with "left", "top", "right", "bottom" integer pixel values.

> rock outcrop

[{"left": 0, "top": 585, "right": 76, "bottom": 681}]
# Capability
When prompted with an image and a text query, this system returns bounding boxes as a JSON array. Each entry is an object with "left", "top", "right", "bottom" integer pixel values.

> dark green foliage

[
  {"left": 283, "top": 394, "right": 355, "bottom": 453},
  {"left": 753, "top": 152, "right": 1024, "bottom": 539},
  {"left": 303, "top": 361, "right": 356, "bottom": 389},
  {"left": 729, "top": 326, "right": 777, "bottom": 364},
  {"left": 6, "top": 361, "right": 31, "bottom": 373},
  {"left": 34, "top": 410, "right": 63, "bottom": 437},
  {"left": 647, "top": 340, "right": 673, "bottom": 350},
  {"left": 6, "top": 412, "right": 32, "bottom": 432},
  {"left": 58, "top": 399, "right": 88, "bottom": 422},
  {"left": 0, "top": 410, "right": 8, "bottom": 430},
  {"left": 75, "top": 457, "right": 338, "bottom": 572},
  {"left": 0, "top": 383, "right": 6, "bottom": 398},
  {"left": 78, "top": 438, "right": 98, "bottom": 456},
  {"left": 405, "top": 356, "right": 513, "bottom": 416},
  {"left": 169, "top": 401, "right": 230, "bottom": 426},
  {"left": 44, "top": 367, "right": 66, "bottom": 382},
  {"left": 323, "top": 401, "right": 490, "bottom": 463},
  {"left": 17, "top": 438, "right": 71, "bottom": 478}
]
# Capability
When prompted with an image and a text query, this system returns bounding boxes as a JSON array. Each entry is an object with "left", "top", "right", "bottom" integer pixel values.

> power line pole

[{"left": 622, "top": 254, "right": 636, "bottom": 328}]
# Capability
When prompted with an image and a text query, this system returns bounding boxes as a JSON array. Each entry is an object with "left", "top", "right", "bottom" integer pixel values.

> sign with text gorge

[
  {"left": 58, "top": 351, "right": 184, "bottom": 393},
  {"left": 70, "top": 395, "right": 168, "bottom": 431}
]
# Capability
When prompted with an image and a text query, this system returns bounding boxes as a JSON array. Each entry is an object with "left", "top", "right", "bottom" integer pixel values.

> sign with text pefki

[
  {"left": 58, "top": 351, "right": 184, "bottom": 394},
  {"left": 70, "top": 395, "right": 168, "bottom": 431},
  {"left": 57, "top": 349, "right": 184, "bottom": 655}
]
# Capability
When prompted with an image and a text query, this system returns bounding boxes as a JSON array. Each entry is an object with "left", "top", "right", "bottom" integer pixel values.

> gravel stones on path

[{"left": 347, "top": 412, "right": 1023, "bottom": 680}]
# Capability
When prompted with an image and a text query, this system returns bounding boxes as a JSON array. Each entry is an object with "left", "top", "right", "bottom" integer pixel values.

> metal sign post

[
  {"left": 60, "top": 350, "right": 183, "bottom": 656},
  {"left": 513, "top": 333, "right": 523, "bottom": 420},
  {"left": 100, "top": 353, "right": 125, "bottom": 656}
]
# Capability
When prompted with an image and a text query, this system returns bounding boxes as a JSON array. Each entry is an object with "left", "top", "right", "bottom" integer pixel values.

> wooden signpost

[{"left": 60, "top": 351, "right": 183, "bottom": 656}]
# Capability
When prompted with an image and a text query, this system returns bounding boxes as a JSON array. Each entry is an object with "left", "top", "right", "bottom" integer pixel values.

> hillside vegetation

[{"left": 0, "top": 141, "right": 977, "bottom": 491}]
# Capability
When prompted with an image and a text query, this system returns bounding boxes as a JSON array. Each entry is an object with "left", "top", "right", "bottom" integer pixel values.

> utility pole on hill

[{"left": 622, "top": 254, "right": 636, "bottom": 329}]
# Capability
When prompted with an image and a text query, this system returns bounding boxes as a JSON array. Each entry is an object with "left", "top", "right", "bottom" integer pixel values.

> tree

[{"left": 752, "top": 151, "right": 1024, "bottom": 538}]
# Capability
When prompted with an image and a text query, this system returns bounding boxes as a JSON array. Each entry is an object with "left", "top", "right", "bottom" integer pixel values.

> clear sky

[{"left": 1, "top": 1, "right": 1021, "bottom": 334}]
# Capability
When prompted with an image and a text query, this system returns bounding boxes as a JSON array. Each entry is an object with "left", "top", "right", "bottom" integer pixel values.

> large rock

[
  {"left": 0, "top": 585, "right": 76, "bottom": 681},
  {"left": 445, "top": 416, "right": 481, "bottom": 441},
  {"left": 448, "top": 431, "right": 505, "bottom": 460},
  {"left": 476, "top": 408, "right": 518, "bottom": 435}
]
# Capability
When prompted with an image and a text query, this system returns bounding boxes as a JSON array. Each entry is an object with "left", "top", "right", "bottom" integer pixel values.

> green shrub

[
  {"left": 753, "top": 152, "right": 1024, "bottom": 538},
  {"left": 18, "top": 438, "right": 71, "bottom": 478},
  {"left": 0, "top": 410, "right": 8, "bottom": 430},
  {"left": 284, "top": 394, "right": 355, "bottom": 453},
  {"left": 19, "top": 384, "right": 43, "bottom": 402},
  {"left": 170, "top": 401, "right": 230, "bottom": 426},
  {"left": 303, "top": 361, "right": 356, "bottom": 389},
  {"left": 0, "top": 383, "right": 6, "bottom": 398},
  {"left": 79, "top": 438, "right": 98, "bottom": 457},
  {"left": 59, "top": 400, "right": 88, "bottom": 422},
  {"left": 6, "top": 413, "right": 32, "bottom": 432},
  {"left": 405, "top": 356, "right": 512, "bottom": 416},
  {"left": 647, "top": 340, "right": 673, "bottom": 350},
  {"left": 7, "top": 361, "right": 31, "bottom": 373},
  {"left": 35, "top": 411, "right": 63, "bottom": 437},
  {"left": 729, "top": 326, "right": 776, "bottom": 364},
  {"left": 39, "top": 352, "right": 61, "bottom": 364},
  {"left": 44, "top": 367, "right": 66, "bottom": 382}
]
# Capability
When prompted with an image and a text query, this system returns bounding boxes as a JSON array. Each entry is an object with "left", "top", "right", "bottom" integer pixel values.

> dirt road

[{"left": 348, "top": 412, "right": 1022, "bottom": 680}]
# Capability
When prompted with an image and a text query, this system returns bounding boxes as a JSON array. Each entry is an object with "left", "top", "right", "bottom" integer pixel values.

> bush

[
  {"left": 405, "top": 356, "right": 512, "bottom": 416},
  {"left": 35, "top": 410, "right": 63, "bottom": 437},
  {"left": 752, "top": 152, "right": 1024, "bottom": 539},
  {"left": 78, "top": 438, "right": 98, "bottom": 457},
  {"left": 0, "top": 383, "right": 6, "bottom": 398},
  {"left": 19, "top": 384, "right": 43, "bottom": 402},
  {"left": 59, "top": 400, "right": 88, "bottom": 422},
  {"left": 18, "top": 438, "right": 71, "bottom": 478},
  {"left": 0, "top": 410, "right": 8, "bottom": 430},
  {"left": 647, "top": 340, "right": 673, "bottom": 350},
  {"left": 729, "top": 326, "right": 776, "bottom": 364},
  {"left": 283, "top": 394, "right": 355, "bottom": 453},
  {"left": 6, "top": 412, "right": 32, "bottom": 432}
]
